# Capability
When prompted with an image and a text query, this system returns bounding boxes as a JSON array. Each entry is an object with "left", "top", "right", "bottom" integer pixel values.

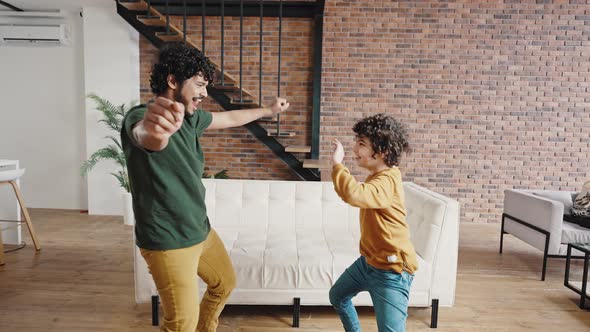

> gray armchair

[{"left": 500, "top": 189, "right": 590, "bottom": 280}]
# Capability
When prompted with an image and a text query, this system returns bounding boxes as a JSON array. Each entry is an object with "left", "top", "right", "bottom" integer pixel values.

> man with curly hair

[
  {"left": 329, "top": 114, "right": 418, "bottom": 332},
  {"left": 121, "top": 42, "right": 289, "bottom": 332}
]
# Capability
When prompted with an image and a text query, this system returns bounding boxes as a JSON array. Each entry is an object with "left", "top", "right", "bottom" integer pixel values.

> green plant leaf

[
  {"left": 105, "top": 135, "right": 123, "bottom": 151},
  {"left": 111, "top": 170, "right": 130, "bottom": 193},
  {"left": 214, "top": 170, "right": 229, "bottom": 179},
  {"left": 82, "top": 94, "right": 136, "bottom": 193},
  {"left": 87, "top": 93, "right": 124, "bottom": 132}
]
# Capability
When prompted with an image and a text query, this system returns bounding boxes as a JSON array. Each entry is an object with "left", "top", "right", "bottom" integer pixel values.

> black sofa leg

[
  {"left": 500, "top": 215, "right": 506, "bottom": 254},
  {"left": 541, "top": 234, "right": 551, "bottom": 281},
  {"left": 430, "top": 299, "right": 439, "bottom": 328},
  {"left": 152, "top": 295, "right": 159, "bottom": 326},
  {"left": 293, "top": 297, "right": 300, "bottom": 328}
]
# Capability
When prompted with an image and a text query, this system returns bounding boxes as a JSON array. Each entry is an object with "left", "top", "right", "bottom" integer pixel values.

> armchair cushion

[{"left": 562, "top": 221, "right": 590, "bottom": 244}]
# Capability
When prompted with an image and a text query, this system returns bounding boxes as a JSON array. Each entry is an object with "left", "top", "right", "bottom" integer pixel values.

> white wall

[
  {"left": 83, "top": 4, "right": 139, "bottom": 215},
  {"left": 0, "top": 2, "right": 139, "bottom": 215},
  {"left": 0, "top": 9, "right": 86, "bottom": 210}
]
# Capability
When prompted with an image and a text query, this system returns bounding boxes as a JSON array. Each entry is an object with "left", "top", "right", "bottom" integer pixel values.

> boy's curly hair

[
  {"left": 150, "top": 42, "right": 216, "bottom": 95},
  {"left": 353, "top": 114, "right": 411, "bottom": 167}
]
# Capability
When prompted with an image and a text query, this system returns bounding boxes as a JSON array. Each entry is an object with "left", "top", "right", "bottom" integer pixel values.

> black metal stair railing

[
  {"left": 232, "top": 0, "right": 252, "bottom": 105},
  {"left": 258, "top": 0, "right": 263, "bottom": 108},
  {"left": 146, "top": 0, "right": 154, "bottom": 17},
  {"left": 148, "top": 0, "right": 317, "bottom": 17},
  {"left": 201, "top": 0, "right": 206, "bottom": 52},
  {"left": 276, "top": 0, "right": 282, "bottom": 136},
  {"left": 115, "top": 0, "right": 322, "bottom": 181},
  {"left": 183, "top": 0, "right": 187, "bottom": 43}
]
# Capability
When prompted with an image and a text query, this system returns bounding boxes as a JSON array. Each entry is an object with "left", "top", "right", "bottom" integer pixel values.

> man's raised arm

[
  {"left": 207, "top": 97, "right": 289, "bottom": 130},
  {"left": 133, "top": 97, "right": 185, "bottom": 151}
]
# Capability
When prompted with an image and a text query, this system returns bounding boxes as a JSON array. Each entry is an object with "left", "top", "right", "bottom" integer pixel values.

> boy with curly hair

[
  {"left": 330, "top": 113, "right": 418, "bottom": 332},
  {"left": 121, "top": 42, "right": 289, "bottom": 332}
]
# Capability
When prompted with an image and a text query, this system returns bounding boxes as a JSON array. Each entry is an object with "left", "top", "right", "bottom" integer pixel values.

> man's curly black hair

[
  {"left": 150, "top": 42, "right": 216, "bottom": 95},
  {"left": 353, "top": 113, "right": 411, "bottom": 167}
]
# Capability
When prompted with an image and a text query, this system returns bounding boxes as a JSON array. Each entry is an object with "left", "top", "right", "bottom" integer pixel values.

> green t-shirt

[{"left": 121, "top": 105, "right": 213, "bottom": 250}]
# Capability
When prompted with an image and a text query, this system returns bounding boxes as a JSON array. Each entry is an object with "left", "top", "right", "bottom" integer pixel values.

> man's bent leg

[
  {"left": 196, "top": 229, "right": 237, "bottom": 332},
  {"left": 141, "top": 244, "right": 203, "bottom": 332}
]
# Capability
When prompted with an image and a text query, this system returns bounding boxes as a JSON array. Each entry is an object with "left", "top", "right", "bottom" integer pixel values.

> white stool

[{"left": 0, "top": 168, "right": 41, "bottom": 265}]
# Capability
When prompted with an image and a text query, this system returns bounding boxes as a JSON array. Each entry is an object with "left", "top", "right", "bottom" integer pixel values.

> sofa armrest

[
  {"left": 404, "top": 182, "right": 460, "bottom": 307},
  {"left": 503, "top": 189, "right": 564, "bottom": 254},
  {"left": 430, "top": 195, "right": 460, "bottom": 307}
]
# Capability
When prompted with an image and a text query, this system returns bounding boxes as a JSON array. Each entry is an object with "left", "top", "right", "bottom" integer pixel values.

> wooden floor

[{"left": 1, "top": 209, "right": 589, "bottom": 331}]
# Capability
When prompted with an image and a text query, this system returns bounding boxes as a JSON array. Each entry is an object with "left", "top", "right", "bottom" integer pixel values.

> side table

[{"left": 565, "top": 243, "right": 590, "bottom": 309}]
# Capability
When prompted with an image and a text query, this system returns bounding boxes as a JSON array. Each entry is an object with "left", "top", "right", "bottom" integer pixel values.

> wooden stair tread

[
  {"left": 150, "top": 6, "right": 192, "bottom": 43},
  {"left": 267, "top": 130, "right": 296, "bottom": 137},
  {"left": 212, "top": 69, "right": 246, "bottom": 93},
  {"left": 257, "top": 116, "right": 278, "bottom": 123},
  {"left": 137, "top": 16, "right": 166, "bottom": 27},
  {"left": 303, "top": 159, "right": 331, "bottom": 169},
  {"left": 212, "top": 82, "right": 237, "bottom": 91},
  {"left": 120, "top": 1, "right": 148, "bottom": 11},
  {"left": 155, "top": 31, "right": 184, "bottom": 42},
  {"left": 230, "top": 98, "right": 255, "bottom": 106},
  {"left": 285, "top": 145, "right": 311, "bottom": 153},
  {"left": 223, "top": 86, "right": 257, "bottom": 104}
]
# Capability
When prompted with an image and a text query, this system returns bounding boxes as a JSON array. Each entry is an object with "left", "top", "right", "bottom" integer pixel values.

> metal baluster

[
  {"left": 146, "top": 0, "right": 153, "bottom": 18},
  {"left": 165, "top": 0, "right": 170, "bottom": 35},
  {"left": 220, "top": 0, "right": 225, "bottom": 85},
  {"left": 259, "top": 0, "right": 263, "bottom": 106},
  {"left": 183, "top": 0, "right": 187, "bottom": 43},
  {"left": 310, "top": 0, "right": 325, "bottom": 160},
  {"left": 239, "top": 0, "right": 244, "bottom": 102},
  {"left": 201, "top": 0, "right": 206, "bottom": 53},
  {"left": 276, "top": 0, "right": 283, "bottom": 135}
]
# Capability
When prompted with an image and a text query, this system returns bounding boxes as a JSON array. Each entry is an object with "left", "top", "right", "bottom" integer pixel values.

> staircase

[{"left": 116, "top": 0, "right": 327, "bottom": 181}]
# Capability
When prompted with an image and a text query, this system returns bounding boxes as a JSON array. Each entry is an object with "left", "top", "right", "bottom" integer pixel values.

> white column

[{"left": 82, "top": 3, "right": 140, "bottom": 215}]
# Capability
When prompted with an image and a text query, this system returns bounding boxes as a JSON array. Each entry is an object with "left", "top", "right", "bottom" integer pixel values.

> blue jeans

[{"left": 329, "top": 256, "right": 414, "bottom": 332}]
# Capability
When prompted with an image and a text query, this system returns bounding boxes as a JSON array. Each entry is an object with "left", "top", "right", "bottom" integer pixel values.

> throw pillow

[{"left": 572, "top": 181, "right": 590, "bottom": 217}]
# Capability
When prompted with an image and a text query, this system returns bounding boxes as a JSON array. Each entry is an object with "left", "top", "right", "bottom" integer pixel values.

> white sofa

[
  {"left": 134, "top": 179, "right": 460, "bottom": 328},
  {"left": 501, "top": 189, "right": 590, "bottom": 281}
]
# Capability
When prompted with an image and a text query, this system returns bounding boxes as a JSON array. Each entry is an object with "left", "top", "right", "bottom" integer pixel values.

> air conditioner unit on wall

[
  {"left": 0, "top": 10, "right": 71, "bottom": 46},
  {"left": 0, "top": 24, "right": 71, "bottom": 45}
]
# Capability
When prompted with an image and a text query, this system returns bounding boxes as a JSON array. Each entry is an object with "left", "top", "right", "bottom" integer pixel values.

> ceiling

[{"left": 0, "top": 0, "right": 110, "bottom": 11}]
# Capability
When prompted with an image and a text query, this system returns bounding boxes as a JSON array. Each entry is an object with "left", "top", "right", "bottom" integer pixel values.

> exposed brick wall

[
  {"left": 139, "top": 0, "right": 590, "bottom": 223},
  {"left": 321, "top": 0, "right": 590, "bottom": 223}
]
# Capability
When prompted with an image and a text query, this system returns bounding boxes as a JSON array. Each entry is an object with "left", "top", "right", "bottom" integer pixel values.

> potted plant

[
  {"left": 203, "top": 169, "right": 229, "bottom": 179},
  {"left": 81, "top": 93, "right": 137, "bottom": 225}
]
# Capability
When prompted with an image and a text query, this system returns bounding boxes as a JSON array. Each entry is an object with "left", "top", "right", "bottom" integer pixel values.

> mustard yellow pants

[{"left": 140, "top": 229, "right": 236, "bottom": 332}]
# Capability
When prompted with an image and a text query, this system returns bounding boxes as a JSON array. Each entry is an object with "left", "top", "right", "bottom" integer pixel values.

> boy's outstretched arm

[
  {"left": 331, "top": 139, "right": 396, "bottom": 209},
  {"left": 207, "top": 97, "right": 289, "bottom": 130}
]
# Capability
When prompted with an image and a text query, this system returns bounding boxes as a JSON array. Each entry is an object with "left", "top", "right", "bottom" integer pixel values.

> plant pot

[{"left": 122, "top": 192, "right": 135, "bottom": 226}]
